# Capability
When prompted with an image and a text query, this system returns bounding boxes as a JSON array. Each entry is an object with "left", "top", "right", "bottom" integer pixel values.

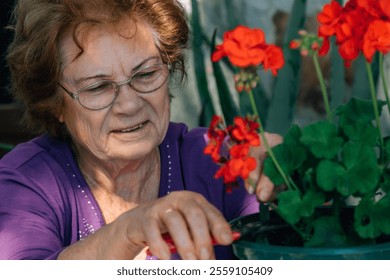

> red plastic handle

[{"left": 146, "top": 231, "right": 241, "bottom": 257}]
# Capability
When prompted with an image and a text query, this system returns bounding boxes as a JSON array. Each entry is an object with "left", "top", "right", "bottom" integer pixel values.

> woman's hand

[
  {"left": 113, "top": 191, "right": 233, "bottom": 260},
  {"left": 59, "top": 191, "right": 232, "bottom": 260},
  {"left": 245, "top": 132, "right": 283, "bottom": 202}
]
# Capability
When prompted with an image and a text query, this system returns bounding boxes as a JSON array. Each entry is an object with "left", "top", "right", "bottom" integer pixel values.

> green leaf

[
  {"left": 305, "top": 216, "right": 347, "bottom": 247},
  {"left": 384, "top": 138, "right": 390, "bottom": 163},
  {"left": 317, "top": 143, "right": 380, "bottom": 196},
  {"left": 336, "top": 97, "right": 386, "bottom": 125},
  {"left": 374, "top": 195, "right": 390, "bottom": 235},
  {"left": 355, "top": 195, "right": 390, "bottom": 239},
  {"left": 299, "top": 190, "right": 326, "bottom": 218},
  {"left": 354, "top": 197, "right": 381, "bottom": 239},
  {"left": 300, "top": 121, "right": 344, "bottom": 159},
  {"left": 265, "top": 0, "right": 307, "bottom": 134},
  {"left": 316, "top": 160, "right": 346, "bottom": 192},
  {"left": 341, "top": 143, "right": 380, "bottom": 195},
  {"left": 277, "top": 190, "right": 302, "bottom": 225},
  {"left": 191, "top": 0, "right": 215, "bottom": 126},
  {"left": 263, "top": 142, "right": 307, "bottom": 185},
  {"left": 380, "top": 168, "right": 390, "bottom": 193},
  {"left": 342, "top": 122, "right": 378, "bottom": 146},
  {"left": 284, "top": 124, "right": 302, "bottom": 146}
]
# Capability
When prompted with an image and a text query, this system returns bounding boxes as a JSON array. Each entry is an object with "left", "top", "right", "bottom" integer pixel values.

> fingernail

[
  {"left": 247, "top": 185, "right": 255, "bottom": 194},
  {"left": 260, "top": 190, "right": 268, "bottom": 202}
]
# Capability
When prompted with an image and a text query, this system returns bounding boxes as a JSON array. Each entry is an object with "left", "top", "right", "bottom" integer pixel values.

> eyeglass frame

[{"left": 58, "top": 62, "right": 172, "bottom": 111}]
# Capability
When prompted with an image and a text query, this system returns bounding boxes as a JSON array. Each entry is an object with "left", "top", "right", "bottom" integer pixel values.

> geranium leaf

[
  {"left": 277, "top": 190, "right": 302, "bottom": 225},
  {"left": 375, "top": 195, "right": 390, "bottom": 235},
  {"left": 354, "top": 197, "right": 381, "bottom": 239},
  {"left": 284, "top": 124, "right": 302, "bottom": 146},
  {"left": 380, "top": 168, "right": 390, "bottom": 193},
  {"left": 336, "top": 97, "right": 386, "bottom": 125},
  {"left": 317, "top": 143, "right": 380, "bottom": 196},
  {"left": 300, "top": 122, "right": 344, "bottom": 159},
  {"left": 263, "top": 156, "right": 285, "bottom": 185},
  {"left": 305, "top": 216, "right": 347, "bottom": 247},
  {"left": 263, "top": 143, "right": 307, "bottom": 185},
  {"left": 299, "top": 189, "right": 326, "bottom": 218},
  {"left": 341, "top": 143, "right": 380, "bottom": 195},
  {"left": 384, "top": 138, "right": 390, "bottom": 163},
  {"left": 316, "top": 160, "right": 346, "bottom": 192},
  {"left": 342, "top": 123, "right": 378, "bottom": 146}
]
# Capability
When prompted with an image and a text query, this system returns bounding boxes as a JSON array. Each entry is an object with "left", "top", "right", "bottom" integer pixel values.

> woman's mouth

[{"left": 115, "top": 121, "right": 149, "bottom": 133}]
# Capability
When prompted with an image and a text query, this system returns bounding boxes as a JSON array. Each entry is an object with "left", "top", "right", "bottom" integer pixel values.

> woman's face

[{"left": 58, "top": 19, "right": 170, "bottom": 164}]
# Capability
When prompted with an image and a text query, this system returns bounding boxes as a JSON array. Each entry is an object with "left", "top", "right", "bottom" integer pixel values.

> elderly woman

[{"left": 0, "top": 0, "right": 280, "bottom": 260}]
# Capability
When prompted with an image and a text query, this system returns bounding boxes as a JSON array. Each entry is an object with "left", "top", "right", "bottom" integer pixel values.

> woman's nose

[{"left": 111, "top": 82, "right": 143, "bottom": 113}]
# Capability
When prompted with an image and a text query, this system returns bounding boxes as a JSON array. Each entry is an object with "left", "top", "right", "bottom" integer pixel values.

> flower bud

[{"left": 235, "top": 81, "right": 244, "bottom": 92}]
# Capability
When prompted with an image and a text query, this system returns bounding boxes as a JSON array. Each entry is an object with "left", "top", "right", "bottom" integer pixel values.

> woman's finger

[
  {"left": 255, "top": 174, "right": 274, "bottom": 202},
  {"left": 160, "top": 208, "right": 198, "bottom": 259},
  {"left": 196, "top": 197, "right": 233, "bottom": 246}
]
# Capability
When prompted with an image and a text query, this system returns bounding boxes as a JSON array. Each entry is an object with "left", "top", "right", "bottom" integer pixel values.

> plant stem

[
  {"left": 379, "top": 53, "right": 390, "bottom": 114},
  {"left": 313, "top": 53, "right": 332, "bottom": 122},
  {"left": 247, "top": 89, "right": 295, "bottom": 191},
  {"left": 366, "top": 61, "right": 384, "bottom": 156}
]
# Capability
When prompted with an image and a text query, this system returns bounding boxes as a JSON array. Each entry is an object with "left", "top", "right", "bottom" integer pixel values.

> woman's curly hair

[{"left": 7, "top": 0, "right": 189, "bottom": 138}]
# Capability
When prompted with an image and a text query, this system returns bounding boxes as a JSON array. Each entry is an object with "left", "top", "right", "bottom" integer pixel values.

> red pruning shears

[{"left": 146, "top": 231, "right": 241, "bottom": 257}]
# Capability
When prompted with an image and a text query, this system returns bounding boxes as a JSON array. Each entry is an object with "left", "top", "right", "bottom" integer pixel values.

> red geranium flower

[
  {"left": 263, "top": 44, "right": 285, "bottom": 76},
  {"left": 228, "top": 116, "right": 260, "bottom": 146},
  {"left": 317, "top": 0, "right": 389, "bottom": 66},
  {"left": 205, "top": 115, "right": 260, "bottom": 186},
  {"left": 214, "top": 144, "right": 257, "bottom": 186},
  {"left": 212, "top": 25, "right": 267, "bottom": 68},
  {"left": 363, "top": 20, "right": 390, "bottom": 62},
  {"left": 317, "top": 1, "right": 343, "bottom": 37},
  {"left": 204, "top": 116, "right": 227, "bottom": 162}
]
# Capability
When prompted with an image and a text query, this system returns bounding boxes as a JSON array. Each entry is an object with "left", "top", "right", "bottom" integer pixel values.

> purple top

[{"left": 0, "top": 122, "right": 258, "bottom": 260}]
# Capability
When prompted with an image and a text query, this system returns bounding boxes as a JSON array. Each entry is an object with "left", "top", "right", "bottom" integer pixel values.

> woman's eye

[
  {"left": 83, "top": 82, "right": 113, "bottom": 94},
  {"left": 133, "top": 70, "right": 157, "bottom": 81}
]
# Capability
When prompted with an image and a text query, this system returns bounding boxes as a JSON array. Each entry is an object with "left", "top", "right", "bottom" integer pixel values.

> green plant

[{"left": 206, "top": 0, "right": 390, "bottom": 247}]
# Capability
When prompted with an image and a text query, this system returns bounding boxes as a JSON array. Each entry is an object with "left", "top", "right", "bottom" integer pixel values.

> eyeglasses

[{"left": 58, "top": 63, "right": 171, "bottom": 110}]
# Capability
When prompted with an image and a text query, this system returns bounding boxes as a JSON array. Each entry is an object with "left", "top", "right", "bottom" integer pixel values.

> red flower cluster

[
  {"left": 204, "top": 116, "right": 260, "bottom": 192},
  {"left": 318, "top": 0, "right": 390, "bottom": 66},
  {"left": 211, "top": 25, "right": 284, "bottom": 75}
]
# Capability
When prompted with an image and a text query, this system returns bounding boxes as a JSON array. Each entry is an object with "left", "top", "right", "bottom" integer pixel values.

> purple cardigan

[{"left": 0, "top": 122, "right": 258, "bottom": 260}]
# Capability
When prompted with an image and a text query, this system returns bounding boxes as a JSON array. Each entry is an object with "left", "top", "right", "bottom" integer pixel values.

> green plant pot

[{"left": 230, "top": 212, "right": 390, "bottom": 260}]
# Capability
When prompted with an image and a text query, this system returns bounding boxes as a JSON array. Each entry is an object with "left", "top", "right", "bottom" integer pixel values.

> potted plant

[{"left": 205, "top": 0, "right": 390, "bottom": 259}]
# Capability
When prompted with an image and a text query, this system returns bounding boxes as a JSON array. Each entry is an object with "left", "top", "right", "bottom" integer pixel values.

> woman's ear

[{"left": 57, "top": 108, "right": 64, "bottom": 123}]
